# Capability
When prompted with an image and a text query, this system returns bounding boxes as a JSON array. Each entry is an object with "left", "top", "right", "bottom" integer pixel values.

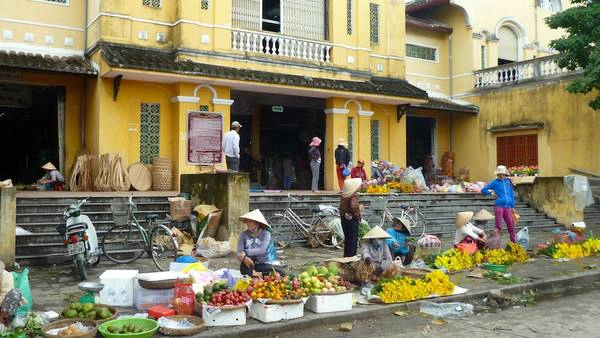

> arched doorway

[{"left": 497, "top": 26, "right": 519, "bottom": 65}]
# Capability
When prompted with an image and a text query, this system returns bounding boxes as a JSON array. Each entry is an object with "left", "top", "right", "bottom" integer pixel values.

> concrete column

[
  {"left": 357, "top": 110, "right": 374, "bottom": 178},
  {"left": 0, "top": 187, "right": 16, "bottom": 266},
  {"left": 324, "top": 98, "right": 349, "bottom": 190}
]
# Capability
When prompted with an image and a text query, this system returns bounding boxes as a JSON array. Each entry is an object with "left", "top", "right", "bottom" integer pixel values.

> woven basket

[
  {"left": 400, "top": 268, "right": 432, "bottom": 279},
  {"left": 158, "top": 315, "right": 205, "bottom": 336},
  {"left": 129, "top": 163, "right": 152, "bottom": 191},
  {"left": 59, "top": 304, "right": 118, "bottom": 324},
  {"left": 43, "top": 319, "right": 97, "bottom": 338},
  {"left": 152, "top": 158, "right": 172, "bottom": 191}
]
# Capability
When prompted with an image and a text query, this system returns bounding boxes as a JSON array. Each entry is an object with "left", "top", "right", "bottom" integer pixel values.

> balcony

[
  {"left": 474, "top": 55, "right": 578, "bottom": 89},
  {"left": 231, "top": 29, "right": 332, "bottom": 63}
]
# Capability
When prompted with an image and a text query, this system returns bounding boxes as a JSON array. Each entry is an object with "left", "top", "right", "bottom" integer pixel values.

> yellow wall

[
  {"left": 405, "top": 26, "right": 449, "bottom": 95},
  {"left": 455, "top": 79, "right": 600, "bottom": 182}
]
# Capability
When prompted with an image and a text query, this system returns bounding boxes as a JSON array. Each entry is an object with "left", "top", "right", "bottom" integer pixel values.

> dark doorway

[
  {"left": 406, "top": 116, "right": 435, "bottom": 169},
  {"left": 0, "top": 84, "right": 60, "bottom": 184}
]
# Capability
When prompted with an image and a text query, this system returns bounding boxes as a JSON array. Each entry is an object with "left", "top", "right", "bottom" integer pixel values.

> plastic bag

[
  {"left": 408, "top": 167, "right": 427, "bottom": 189},
  {"left": 267, "top": 240, "right": 278, "bottom": 262},
  {"left": 12, "top": 269, "right": 32, "bottom": 316},
  {"left": 196, "top": 237, "right": 231, "bottom": 258},
  {"left": 328, "top": 217, "right": 344, "bottom": 240},
  {"left": 420, "top": 301, "right": 473, "bottom": 318},
  {"left": 564, "top": 175, "right": 594, "bottom": 211},
  {"left": 517, "top": 227, "right": 529, "bottom": 250}
]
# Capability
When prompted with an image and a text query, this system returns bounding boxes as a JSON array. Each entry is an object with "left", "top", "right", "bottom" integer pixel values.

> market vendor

[
  {"left": 237, "top": 209, "right": 286, "bottom": 277},
  {"left": 358, "top": 226, "right": 393, "bottom": 283},
  {"left": 454, "top": 211, "right": 487, "bottom": 252},
  {"left": 0, "top": 261, "right": 21, "bottom": 325},
  {"left": 482, "top": 165, "right": 517, "bottom": 243},
  {"left": 350, "top": 160, "right": 368, "bottom": 187},
  {"left": 340, "top": 178, "right": 362, "bottom": 257},
  {"left": 386, "top": 217, "right": 416, "bottom": 265},
  {"left": 38, "top": 162, "right": 64, "bottom": 191},
  {"left": 372, "top": 161, "right": 390, "bottom": 184}
]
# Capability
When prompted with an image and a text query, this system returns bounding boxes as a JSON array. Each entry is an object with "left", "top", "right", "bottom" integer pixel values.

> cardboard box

[
  {"left": 98, "top": 270, "right": 139, "bottom": 307},
  {"left": 305, "top": 292, "right": 352, "bottom": 314},
  {"left": 249, "top": 301, "right": 304, "bottom": 323},
  {"left": 202, "top": 305, "right": 246, "bottom": 326},
  {"left": 170, "top": 200, "right": 192, "bottom": 220}
]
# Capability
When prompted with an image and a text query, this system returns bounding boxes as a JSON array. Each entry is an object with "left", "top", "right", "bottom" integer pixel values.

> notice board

[{"left": 187, "top": 111, "right": 223, "bottom": 164}]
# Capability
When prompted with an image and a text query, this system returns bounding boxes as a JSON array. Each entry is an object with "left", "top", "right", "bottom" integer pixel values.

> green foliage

[{"left": 545, "top": 0, "right": 600, "bottom": 110}]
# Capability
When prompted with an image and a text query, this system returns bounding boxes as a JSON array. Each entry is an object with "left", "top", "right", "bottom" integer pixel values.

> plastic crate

[{"left": 133, "top": 283, "right": 175, "bottom": 310}]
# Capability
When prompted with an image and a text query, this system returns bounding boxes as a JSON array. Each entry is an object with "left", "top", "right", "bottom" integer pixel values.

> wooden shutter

[
  {"left": 232, "top": 0, "right": 261, "bottom": 31},
  {"left": 496, "top": 134, "right": 538, "bottom": 167},
  {"left": 282, "top": 0, "right": 326, "bottom": 40}
]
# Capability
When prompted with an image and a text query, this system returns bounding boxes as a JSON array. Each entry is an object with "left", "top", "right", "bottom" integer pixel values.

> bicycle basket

[
  {"left": 369, "top": 198, "right": 387, "bottom": 211},
  {"left": 111, "top": 203, "right": 131, "bottom": 226}
]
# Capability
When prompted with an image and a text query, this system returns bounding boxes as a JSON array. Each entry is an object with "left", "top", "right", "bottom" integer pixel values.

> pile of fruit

[
  {"left": 373, "top": 271, "right": 455, "bottom": 304},
  {"left": 197, "top": 281, "right": 251, "bottom": 306},
  {"left": 298, "top": 265, "right": 351, "bottom": 294},
  {"left": 545, "top": 238, "right": 600, "bottom": 259},
  {"left": 247, "top": 272, "right": 304, "bottom": 300},
  {"left": 105, "top": 324, "right": 143, "bottom": 334},
  {"left": 61, "top": 303, "right": 113, "bottom": 321},
  {"left": 57, "top": 324, "right": 90, "bottom": 336}
]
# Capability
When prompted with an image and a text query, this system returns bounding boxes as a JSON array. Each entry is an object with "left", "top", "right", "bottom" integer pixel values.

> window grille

[
  {"left": 140, "top": 103, "right": 160, "bottom": 164},
  {"left": 406, "top": 43, "right": 438, "bottom": 61},
  {"left": 201, "top": 0, "right": 209, "bottom": 10},
  {"left": 346, "top": 0, "right": 353, "bottom": 35},
  {"left": 199, "top": 105, "right": 209, "bottom": 112},
  {"left": 142, "top": 0, "right": 161, "bottom": 8},
  {"left": 348, "top": 117, "right": 354, "bottom": 160},
  {"left": 481, "top": 45, "right": 486, "bottom": 69},
  {"left": 369, "top": 3, "right": 379, "bottom": 44},
  {"left": 371, "top": 120, "right": 380, "bottom": 161}
]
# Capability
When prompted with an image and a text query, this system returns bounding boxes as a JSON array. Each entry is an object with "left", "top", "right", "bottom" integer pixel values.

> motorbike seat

[
  {"left": 145, "top": 214, "right": 160, "bottom": 222},
  {"left": 400, "top": 204, "right": 412, "bottom": 210}
]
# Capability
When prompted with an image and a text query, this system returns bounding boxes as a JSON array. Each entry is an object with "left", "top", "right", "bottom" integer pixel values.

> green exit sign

[{"left": 272, "top": 105, "right": 284, "bottom": 112}]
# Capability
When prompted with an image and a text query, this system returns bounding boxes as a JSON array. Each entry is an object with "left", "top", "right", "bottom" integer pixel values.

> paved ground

[{"left": 279, "top": 290, "right": 600, "bottom": 338}]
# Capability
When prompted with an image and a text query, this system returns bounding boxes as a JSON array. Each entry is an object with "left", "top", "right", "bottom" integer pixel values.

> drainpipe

[
  {"left": 81, "top": 0, "right": 89, "bottom": 148},
  {"left": 448, "top": 33, "right": 454, "bottom": 151}
]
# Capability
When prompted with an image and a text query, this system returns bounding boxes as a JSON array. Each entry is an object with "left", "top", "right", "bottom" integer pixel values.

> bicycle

[
  {"left": 268, "top": 194, "right": 343, "bottom": 249},
  {"left": 101, "top": 195, "right": 180, "bottom": 271},
  {"left": 365, "top": 195, "right": 427, "bottom": 233}
]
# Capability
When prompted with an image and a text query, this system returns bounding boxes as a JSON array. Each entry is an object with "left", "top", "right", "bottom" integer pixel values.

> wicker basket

[
  {"left": 152, "top": 158, "right": 172, "bottom": 191},
  {"left": 400, "top": 268, "right": 433, "bottom": 279},
  {"left": 158, "top": 315, "right": 205, "bottom": 336},
  {"left": 59, "top": 304, "right": 118, "bottom": 324},
  {"left": 42, "top": 319, "right": 97, "bottom": 338}
]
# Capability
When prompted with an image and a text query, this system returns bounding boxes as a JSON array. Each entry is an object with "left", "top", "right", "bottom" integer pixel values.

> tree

[{"left": 545, "top": 0, "right": 600, "bottom": 110}]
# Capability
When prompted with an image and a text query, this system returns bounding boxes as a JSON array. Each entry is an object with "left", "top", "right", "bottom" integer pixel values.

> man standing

[{"left": 223, "top": 121, "right": 242, "bottom": 172}]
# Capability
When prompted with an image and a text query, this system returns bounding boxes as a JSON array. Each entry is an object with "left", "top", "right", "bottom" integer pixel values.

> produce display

[
  {"left": 58, "top": 324, "right": 90, "bottom": 336},
  {"left": 61, "top": 303, "right": 113, "bottom": 321},
  {"left": 540, "top": 238, "right": 600, "bottom": 259},
  {"left": 106, "top": 324, "right": 143, "bottom": 334},
  {"left": 434, "top": 243, "right": 529, "bottom": 272},
  {"left": 373, "top": 271, "right": 455, "bottom": 304},
  {"left": 298, "top": 265, "right": 351, "bottom": 294},
  {"left": 247, "top": 272, "right": 304, "bottom": 300},
  {"left": 197, "top": 281, "right": 251, "bottom": 307}
]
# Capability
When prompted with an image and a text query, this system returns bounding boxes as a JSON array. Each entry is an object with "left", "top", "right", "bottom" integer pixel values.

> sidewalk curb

[{"left": 196, "top": 270, "right": 600, "bottom": 338}]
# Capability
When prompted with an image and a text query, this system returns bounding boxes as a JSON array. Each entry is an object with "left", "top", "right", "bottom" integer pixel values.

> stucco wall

[{"left": 515, "top": 177, "right": 583, "bottom": 225}]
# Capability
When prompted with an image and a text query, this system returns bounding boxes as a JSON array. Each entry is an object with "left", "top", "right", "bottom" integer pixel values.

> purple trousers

[{"left": 495, "top": 206, "right": 516, "bottom": 243}]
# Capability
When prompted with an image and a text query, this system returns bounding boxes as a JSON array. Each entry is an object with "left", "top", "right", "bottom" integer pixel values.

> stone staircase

[
  {"left": 250, "top": 192, "right": 560, "bottom": 238},
  {"left": 584, "top": 201, "right": 600, "bottom": 227},
  {"left": 15, "top": 196, "right": 172, "bottom": 265}
]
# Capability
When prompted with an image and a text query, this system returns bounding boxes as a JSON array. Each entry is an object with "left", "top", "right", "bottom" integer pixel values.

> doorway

[
  {"left": 406, "top": 116, "right": 435, "bottom": 169},
  {"left": 0, "top": 83, "right": 61, "bottom": 184}
]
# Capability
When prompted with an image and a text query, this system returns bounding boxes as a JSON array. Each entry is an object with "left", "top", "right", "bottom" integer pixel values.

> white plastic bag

[
  {"left": 196, "top": 237, "right": 231, "bottom": 258},
  {"left": 328, "top": 218, "right": 344, "bottom": 240},
  {"left": 517, "top": 227, "right": 529, "bottom": 250}
]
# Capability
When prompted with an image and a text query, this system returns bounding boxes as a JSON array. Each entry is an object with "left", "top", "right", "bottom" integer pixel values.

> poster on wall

[{"left": 187, "top": 111, "right": 223, "bottom": 165}]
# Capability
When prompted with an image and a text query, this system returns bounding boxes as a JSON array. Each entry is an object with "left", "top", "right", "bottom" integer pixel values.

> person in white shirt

[
  {"left": 453, "top": 211, "right": 487, "bottom": 251},
  {"left": 222, "top": 121, "right": 242, "bottom": 172},
  {"left": 39, "top": 162, "right": 65, "bottom": 191}
]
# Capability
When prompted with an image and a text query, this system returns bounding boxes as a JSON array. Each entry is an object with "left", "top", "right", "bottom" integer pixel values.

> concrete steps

[{"left": 584, "top": 202, "right": 600, "bottom": 227}]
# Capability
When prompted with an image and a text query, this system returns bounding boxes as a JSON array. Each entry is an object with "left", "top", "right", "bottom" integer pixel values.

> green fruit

[
  {"left": 82, "top": 303, "right": 94, "bottom": 313},
  {"left": 307, "top": 266, "right": 318, "bottom": 276},
  {"left": 327, "top": 263, "right": 339, "bottom": 276},
  {"left": 69, "top": 303, "right": 82, "bottom": 311},
  {"left": 318, "top": 266, "right": 329, "bottom": 276},
  {"left": 133, "top": 327, "right": 141, "bottom": 333},
  {"left": 77, "top": 312, "right": 85, "bottom": 318},
  {"left": 86, "top": 311, "right": 96, "bottom": 319},
  {"left": 107, "top": 325, "right": 117, "bottom": 333},
  {"left": 99, "top": 309, "right": 111, "bottom": 319},
  {"left": 63, "top": 309, "right": 77, "bottom": 318}
]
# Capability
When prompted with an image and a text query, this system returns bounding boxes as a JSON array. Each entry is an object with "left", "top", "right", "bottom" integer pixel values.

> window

[
  {"left": 140, "top": 103, "right": 160, "bottom": 164},
  {"left": 142, "top": 0, "right": 161, "bottom": 8},
  {"left": 348, "top": 117, "right": 354, "bottom": 161},
  {"left": 346, "top": 0, "right": 353, "bottom": 35},
  {"left": 481, "top": 45, "right": 486, "bottom": 69},
  {"left": 201, "top": 0, "right": 210, "bottom": 10},
  {"left": 496, "top": 134, "right": 538, "bottom": 168},
  {"left": 262, "top": 0, "right": 281, "bottom": 33},
  {"left": 35, "top": 0, "right": 69, "bottom": 4},
  {"left": 371, "top": 120, "right": 380, "bottom": 161},
  {"left": 406, "top": 43, "right": 438, "bottom": 61},
  {"left": 199, "top": 105, "right": 209, "bottom": 112},
  {"left": 539, "top": 0, "right": 562, "bottom": 12},
  {"left": 498, "top": 26, "right": 519, "bottom": 64},
  {"left": 369, "top": 3, "right": 379, "bottom": 44}
]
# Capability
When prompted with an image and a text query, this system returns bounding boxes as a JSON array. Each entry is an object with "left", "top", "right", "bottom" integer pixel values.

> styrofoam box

[
  {"left": 305, "top": 293, "right": 353, "bottom": 313},
  {"left": 202, "top": 306, "right": 246, "bottom": 327},
  {"left": 98, "top": 270, "right": 139, "bottom": 307},
  {"left": 249, "top": 302, "right": 304, "bottom": 323},
  {"left": 133, "top": 282, "right": 174, "bottom": 310}
]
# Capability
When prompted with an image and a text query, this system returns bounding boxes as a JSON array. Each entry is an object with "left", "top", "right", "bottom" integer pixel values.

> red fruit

[
  {"left": 264, "top": 276, "right": 271, "bottom": 283},
  {"left": 273, "top": 272, "right": 281, "bottom": 280}
]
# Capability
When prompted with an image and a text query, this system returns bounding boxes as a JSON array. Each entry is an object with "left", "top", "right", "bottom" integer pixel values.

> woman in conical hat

[
  {"left": 453, "top": 211, "right": 487, "bottom": 252},
  {"left": 386, "top": 217, "right": 416, "bottom": 264},
  {"left": 358, "top": 226, "right": 393, "bottom": 283},
  {"left": 39, "top": 162, "right": 65, "bottom": 191},
  {"left": 339, "top": 178, "right": 362, "bottom": 257},
  {"left": 237, "top": 209, "right": 285, "bottom": 277}
]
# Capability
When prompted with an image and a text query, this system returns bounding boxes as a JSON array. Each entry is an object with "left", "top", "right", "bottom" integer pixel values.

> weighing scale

[{"left": 78, "top": 282, "right": 104, "bottom": 303}]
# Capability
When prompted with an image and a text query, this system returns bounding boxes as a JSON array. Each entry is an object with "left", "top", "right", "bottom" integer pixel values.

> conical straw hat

[
  {"left": 473, "top": 208, "right": 495, "bottom": 221},
  {"left": 455, "top": 211, "right": 474, "bottom": 229},
  {"left": 342, "top": 178, "right": 362, "bottom": 198},
  {"left": 362, "top": 226, "right": 391, "bottom": 239},
  {"left": 393, "top": 217, "right": 414, "bottom": 235},
  {"left": 239, "top": 209, "right": 270, "bottom": 228},
  {"left": 41, "top": 162, "right": 56, "bottom": 170}
]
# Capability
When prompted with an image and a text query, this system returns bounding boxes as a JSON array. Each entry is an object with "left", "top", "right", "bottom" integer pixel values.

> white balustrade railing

[
  {"left": 474, "top": 55, "right": 574, "bottom": 88},
  {"left": 232, "top": 29, "right": 332, "bottom": 63}
]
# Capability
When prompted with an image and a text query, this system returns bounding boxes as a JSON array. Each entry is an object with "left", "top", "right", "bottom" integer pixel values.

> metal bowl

[{"left": 78, "top": 282, "right": 104, "bottom": 292}]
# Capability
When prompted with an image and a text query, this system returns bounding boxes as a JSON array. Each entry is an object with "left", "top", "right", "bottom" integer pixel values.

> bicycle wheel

[
  {"left": 102, "top": 224, "right": 145, "bottom": 264},
  {"left": 313, "top": 216, "right": 343, "bottom": 248},
  {"left": 268, "top": 215, "right": 294, "bottom": 249},
  {"left": 150, "top": 225, "right": 179, "bottom": 271}
]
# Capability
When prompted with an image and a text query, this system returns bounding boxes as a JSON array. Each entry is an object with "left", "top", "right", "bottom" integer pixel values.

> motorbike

[{"left": 56, "top": 198, "right": 101, "bottom": 280}]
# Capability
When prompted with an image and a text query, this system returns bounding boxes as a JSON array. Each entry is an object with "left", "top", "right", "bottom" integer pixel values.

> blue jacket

[
  {"left": 385, "top": 228, "right": 410, "bottom": 255},
  {"left": 482, "top": 178, "right": 515, "bottom": 208}
]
